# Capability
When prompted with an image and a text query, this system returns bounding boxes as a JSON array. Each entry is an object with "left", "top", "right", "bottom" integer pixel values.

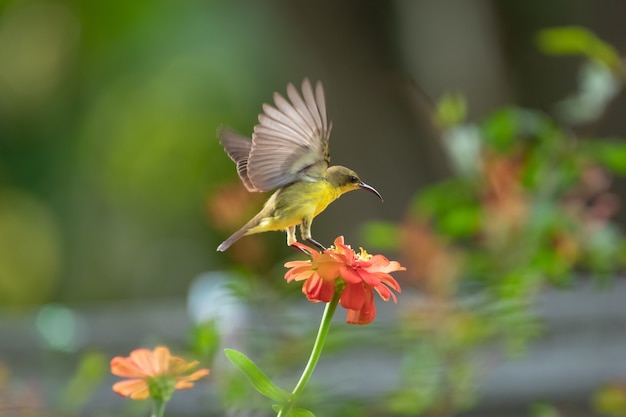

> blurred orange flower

[
  {"left": 480, "top": 151, "right": 529, "bottom": 243},
  {"left": 207, "top": 184, "right": 269, "bottom": 267},
  {"left": 285, "top": 236, "right": 404, "bottom": 325},
  {"left": 400, "top": 219, "right": 462, "bottom": 297},
  {"left": 110, "top": 346, "right": 209, "bottom": 400}
]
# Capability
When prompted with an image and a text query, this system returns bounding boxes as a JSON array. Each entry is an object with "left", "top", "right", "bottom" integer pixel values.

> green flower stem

[
  {"left": 151, "top": 399, "right": 166, "bottom": 417},
  {"left": 277, "top": 287, "right": 342, "bottom": 417}
]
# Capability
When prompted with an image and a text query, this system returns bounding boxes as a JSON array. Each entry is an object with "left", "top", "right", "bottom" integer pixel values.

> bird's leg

[
  {"left": 287, "top": 225, "right": 313, "bottom": 256},
  {"left": 292, "top": 244, "right": 314, "bottom": 256},
  {"left": 300, "top": 218, "right": 327, "bottom": 251},
  {"left": 306, "top": 238, "right": 327, "bottom": 251},
  {"left": 286, "top": 225, "right": 297, "bottom": 246}
]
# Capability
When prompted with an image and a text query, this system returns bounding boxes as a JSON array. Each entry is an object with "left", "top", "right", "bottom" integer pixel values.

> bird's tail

[{"left": 216, "top": 226, "right": 251, "bottom": 252}]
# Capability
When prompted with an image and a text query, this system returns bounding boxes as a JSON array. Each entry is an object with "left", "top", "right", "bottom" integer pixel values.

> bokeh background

[{"left": 2, "top": 0, "right": 626, "bottom": 416}]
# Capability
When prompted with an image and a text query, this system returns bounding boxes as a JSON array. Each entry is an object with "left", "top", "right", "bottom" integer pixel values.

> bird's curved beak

[{"left": 359, "top": 182, "right": 383, "bottom": 202}]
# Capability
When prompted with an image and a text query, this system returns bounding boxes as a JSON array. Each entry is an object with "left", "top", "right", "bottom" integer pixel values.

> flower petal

[
  {"left": 175, "top": 368, "right": 211, "bottom": 389},
  {"left": 184, "top": 368, "right": 210, "bottom": 381},
  {"left": 290, "top": 242, "right": 320, "bottom": 256},
  {"left": 342, "top": 282, "right": 376, "bottom": 324},
  {"left": 129, "top": 348, "right": 158, "bottom": 376},
  {"left": 346, "top": 297, "right": 376, "bottom": 325},
  {"left": 346, "top": 291, "right": 377, "bottom": 325},
  {"left": 285, "top": 264, "right": 316, "bottom": 283},
  {"left": 330, "top": 236, "right": 355, "bottom": 263},
  {"left": 284, "top": 235, "right": 404, "bottom": 325},
  {"left": 174, "top": 380, "right": 195, "bottom": 390},
  {"left": 355, "top": 268, "right": 381, "bottom": 287},
  {"left": 302, "top": 274, "right": 335, "bottom": 303},
  {"left": 110, "top": 357, "right": 147, "bottom": 378},
  {"left": 338, "top": 265, "right": 362, "bottom": 284},
  {"left": 315, "top": 256, "right": 342, "bottom": 281},
  {"left": 340, "top": 282, "right": 367, "bottom": 311},
  {"left": 376, "top": 274, "right": 402, "bottom": 293},
  {"left": 112, "top": 379, "right": 150, "bottom": 399},
  {"left": 373, "top": 282, "right": 393, "bottom": 302},
  {"left": 368, "top": 255, "right": 406, "bottom": 273},
  {"left": 284, "top": 260, "right": 311, "bottom": 269},
  {"left": 167, "top": 357, "right": 194, "bottom": 375},
  {"left": 153, "top": 346, "right": 171, "bottom": 374}
]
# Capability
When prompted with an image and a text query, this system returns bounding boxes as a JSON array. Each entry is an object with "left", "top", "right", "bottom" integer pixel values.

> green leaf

[
  {"left": 412, "top": 179, "right": 481, "bottom": 238},
  {"left": 224, "top": 349, "right": 290, "bottom": 402},
  {"left": 592, "top": 384, "right": 626, "bottom": 417},
  {"left": 189, "top": 319, "right": 220, "bottom": 362},
  {"left": 360, "top": 221, "right": 399, "bottom": 250},
  {"left": 271, "top": 406, "right": 316, "bottom": 417},
  {"left": 61, "top": 350, "right": 107, "bottom": 411},
  {"left": 413, "top": 179, "right": 476, "bottom": 218},
  {"left": 481, "top": 107, "right": 554, "bottom": 151},
  {"left": 531, "top": 403, "right": 561, "bottom": 417},
  {"left": 290, "top": 408, "right": 316, "bottom": 417},
  {"left": 439, "top": 206, "right": 480, "bottom": 238},
  {"left": 585, "top": 139, "right": 626, "bottom": 174},
  {"left": 536, "top": 26, "right": 622, "bottom": 70},
  {"left": 436, "top": 92, "right": 467, "bottom": 128}
]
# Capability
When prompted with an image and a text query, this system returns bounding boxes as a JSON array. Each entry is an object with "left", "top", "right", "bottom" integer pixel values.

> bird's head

[{"left": 326, "top": 165, "right": 383, "bottom": 201}]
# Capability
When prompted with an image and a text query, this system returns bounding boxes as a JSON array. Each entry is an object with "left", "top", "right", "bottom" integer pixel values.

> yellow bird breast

[{"left": 252, "top": 180, "right": 341, "bottom": 233}]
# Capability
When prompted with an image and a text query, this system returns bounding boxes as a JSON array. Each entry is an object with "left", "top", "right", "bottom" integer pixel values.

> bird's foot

[
  {"left": 290, "top": 243, "right": 314, "bottom": 257},
  {"left": 306, "top": 238, "right": 327, "bottom": 252}
]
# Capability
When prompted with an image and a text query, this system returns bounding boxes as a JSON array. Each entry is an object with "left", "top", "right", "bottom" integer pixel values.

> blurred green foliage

[
  {"left": 359, "top": 26, "right": 626, "bottom": 417},
  {"left": 1, "top": 0, "right": 626, "bottom": 414},
  {"left": 61, "top": 350, "right": 108, "bottom": 413},
  {"left": 0, "top": 0, "right": 306, "bottom": 305},
  {"left": 537, "top": 26, "right": 624, "bottom": 77},
  {"left": 0, "top": 188, "right": 60, "bottom": 305},
  {"left": 593, "top": 383, "right": 626, "bottom": 417}
]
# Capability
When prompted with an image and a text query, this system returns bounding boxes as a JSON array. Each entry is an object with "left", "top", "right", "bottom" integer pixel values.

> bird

[{"left": 216, "top": 78, "right": 382, "bottom": 252}]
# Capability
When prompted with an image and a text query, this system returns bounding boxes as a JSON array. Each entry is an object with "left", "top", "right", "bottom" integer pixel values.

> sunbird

[{"left": 216, "top": 79, "right": 382, "bottom": 252}]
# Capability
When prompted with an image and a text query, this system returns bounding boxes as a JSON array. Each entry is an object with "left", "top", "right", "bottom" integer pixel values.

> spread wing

[
  {"left": 247, "top": 78, "right": 331, "bottom": 191},
  {"left": 218, "top": 128, "right": 258, "bottom": 191}
]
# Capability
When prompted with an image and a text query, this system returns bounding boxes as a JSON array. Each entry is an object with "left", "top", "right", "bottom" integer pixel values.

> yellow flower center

[{"left": 356, "top": 248, "right": 372, "bottom": 261}]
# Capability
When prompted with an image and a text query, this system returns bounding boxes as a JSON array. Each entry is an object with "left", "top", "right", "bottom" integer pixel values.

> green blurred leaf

[
  {"left": 481, "top": 108, "right": 520, "bottom": 151},
  {"left": 481, "top": 107, "right": 555, "bottom": 152},
  {"left": 290, "top": 408, "right": 316, "bottom": 417},
  {"left": 439, "top": 206, "right": 481, "bottom": 238},
  {"left": 537, "top": 26, "right": 622, "bottom": 71},
  {"left": 413, "top": 180, "right": 480, "bottom": 238},
  {"left": 436, "top": 92, "right": 467, "bottom": 128},
  {"left": 272, "top": 404, "right": 315, "bottom": 416},
  {"left": 361, "top": 221, "right": 399, "bottom": 250},
  {"left": 0, "top": 188, "right": 61, "bottom": 306},
  {"left": 531, "top": 402, "right": 561, "bottom": 417},
  {"left": 224, "top": 348, "right": 289, "bottom": 402},
  {"left": 583, "top": 224, "right": 622, "bottom": 275},
  {"left": 221, "top": 370, "right": 257, "bottom": 409},
  {"left": 61, "top": 351, "right": 107, "bottom": 412},
  {"left": 413, "top": 179, "right": 475, "bottom": 217},
  {"left": 189, "top": 319, "right": 220, "bottom": 362},
  {"left": 592, "top": 384, "right": 626, "bottom": 417},
  {"left": 585, "top": 139, "right": 626, "bottom": 174}
]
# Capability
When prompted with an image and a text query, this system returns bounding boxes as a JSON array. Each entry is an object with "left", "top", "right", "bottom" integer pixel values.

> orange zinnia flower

[
  {"left": 285, "top": 236, "right": 404, "bottom": 325},
  {"left": 110, "top": 346, "right": 209, "bottom": 400}
]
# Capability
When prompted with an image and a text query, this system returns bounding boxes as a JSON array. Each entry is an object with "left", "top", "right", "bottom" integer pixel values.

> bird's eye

[{"left": 349, "top": 175, "right": 359, "bottom": 184}]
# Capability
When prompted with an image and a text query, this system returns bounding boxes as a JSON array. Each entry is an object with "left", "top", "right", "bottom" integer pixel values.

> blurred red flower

[
  {"left": 285, "top": 236, "right": 404, "bottom": 325},
  {"left": 110, "top": 346, "right": 209, "bottom": 400}
]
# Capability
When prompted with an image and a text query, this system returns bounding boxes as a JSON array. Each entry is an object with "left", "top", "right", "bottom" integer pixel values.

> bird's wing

[
  {"left": 247, "top": 78, "right": 331, "bottom": 191},
  {"left": 218, "top": 128, "right": 259, "bottom": 191}
]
